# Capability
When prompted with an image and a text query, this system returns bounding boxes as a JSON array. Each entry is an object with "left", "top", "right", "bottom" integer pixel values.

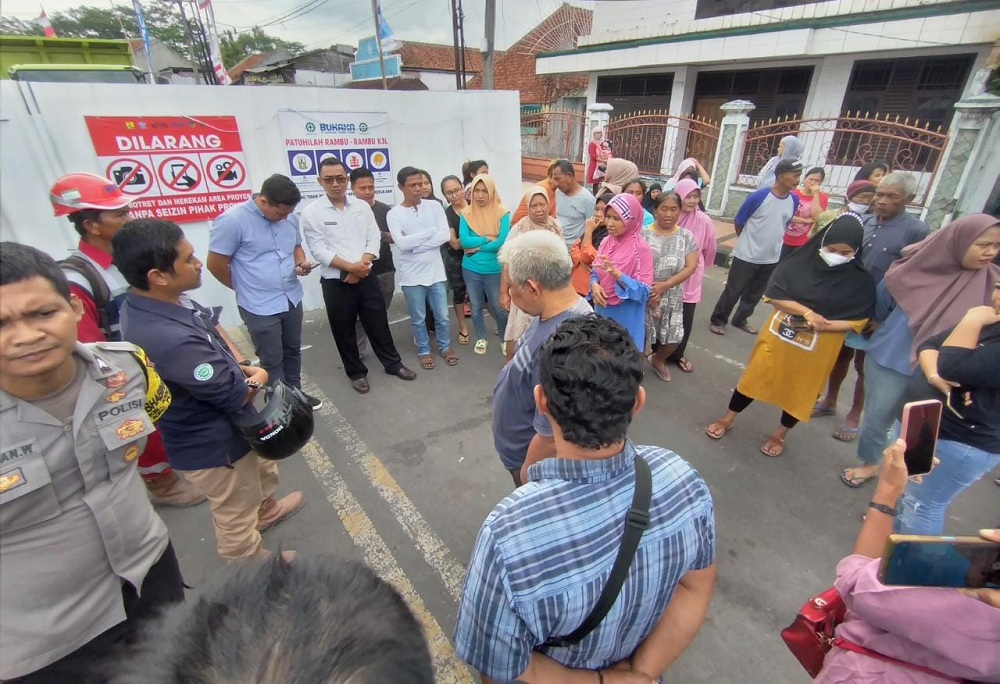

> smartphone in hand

[
  {"left": 879, "top": 534, "right": 1000, "bottom": 589},
  {"left": 899, "top": 399, "right": 942, "bottom": 476}
]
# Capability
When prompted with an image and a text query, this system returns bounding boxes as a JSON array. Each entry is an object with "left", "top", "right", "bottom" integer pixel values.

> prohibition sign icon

[
  {"left": 106, "top": 158, "right": 154, "bottom": 195},
  {"left": 205, "top": 154, "right": 246, "bottom": 189},
  {"left": 157, "top": 156, "right": 201, "bottom": 192}
]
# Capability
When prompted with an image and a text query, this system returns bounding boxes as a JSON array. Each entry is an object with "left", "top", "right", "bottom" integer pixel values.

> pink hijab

[
  {"left": 675, "top": 179, "right": 718, "bottom": 302},
  {"left": 884, "top": 213, "right": 1000, "bottom": 366},
  {"left": 595, "top": 193, "right": 653, "bottom": 305}
]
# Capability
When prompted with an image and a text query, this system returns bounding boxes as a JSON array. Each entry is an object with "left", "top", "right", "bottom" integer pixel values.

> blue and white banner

[
  {"left": 132, "top": 0, "right": 154, "bottom": 81},
  {"left": 278, "top": 111, "right": 394, "bottom": 204}
]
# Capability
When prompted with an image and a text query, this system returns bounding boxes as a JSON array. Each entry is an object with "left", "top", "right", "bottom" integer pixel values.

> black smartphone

[
  {"left": 899, "top": 399, "right": 942, "bottom": 476},
  {"left": 879, "top": 534, "right": 1000, "bottom": 589}
]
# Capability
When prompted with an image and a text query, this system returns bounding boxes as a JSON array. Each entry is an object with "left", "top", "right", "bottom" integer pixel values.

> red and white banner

[
  {"left": 35, "top": 8, "right": 56, "bottom": 37},
  {"left": 85, "top": 115, "right": 251, "bottom": 223}
]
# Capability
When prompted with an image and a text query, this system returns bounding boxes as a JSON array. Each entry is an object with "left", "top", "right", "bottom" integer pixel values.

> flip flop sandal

[
  {"left": 441, "top": 350, "right": 460, "bottom": 366},
  {"left": 832, "top": 425, "right": 860, "bottom": 442},
  {"left": 759, "top": 437, "right": 785, "bottom": 457},
  {"left": 458, "top": 331, "right": 470, "bottom": 345},
  {"left": 474, "top": 339, "right": 488, "bottom": 355},
  {"left": 736, "top": 323, "right": 758, "bottom": 335},
  {"left": 675, "top": 357, "right": 693, "bottom": 373},
  {"left": 705, "top": 420, "right": 733, "bottom": 440},
  {"left": 709, "top": 325, "right": 726, "bottom": 335},
  {"left": 811, "top": 402, "right": 836, "bottom": 418},
  {"left": 840, "top": 467, "right": 876, "bottom": 489},
  {"left": 650, "top": 362, "right": 671, "bottom": 382},
  {"left": 419, "top": 355, "right": 435, "bottom": 370}
]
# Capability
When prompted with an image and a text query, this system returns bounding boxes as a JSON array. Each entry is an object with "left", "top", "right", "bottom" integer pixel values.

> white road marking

[{"left": 688, "top": 342, "right": 747, "bottom": 370}]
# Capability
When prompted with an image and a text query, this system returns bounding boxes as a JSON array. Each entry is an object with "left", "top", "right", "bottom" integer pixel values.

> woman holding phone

[
  {"left": 813, "top": 440, "right": 1000, "bottom": 683},
  {"left": 898, "top": 281, "right": 1000, "bottom": 534}
]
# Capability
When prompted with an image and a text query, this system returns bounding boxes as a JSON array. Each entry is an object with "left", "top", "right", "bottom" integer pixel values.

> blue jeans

[
  {"left": 856, "top": 356, "right": 911, "bottom": 466},
  {"left": 402, "top": 281, "right": 451, "bottom": 356},
  {"left": 896, "top": 439, "right": 1000, "bottom": 535},
  {"left": 463, "top": 268, "right": 508, "bottom": 341}
]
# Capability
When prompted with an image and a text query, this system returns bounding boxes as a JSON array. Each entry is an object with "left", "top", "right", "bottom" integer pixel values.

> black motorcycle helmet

[{"left": 235, "top": 382, "right": 314, "bottom": 460}]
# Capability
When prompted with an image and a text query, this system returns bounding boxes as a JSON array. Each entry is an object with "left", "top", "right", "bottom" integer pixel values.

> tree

[
  {"left": 220, "top": 27, "right": 305, "bottom": 68},
  {"left": 0, "top": 3, "right": 303, "bottom": 70}
]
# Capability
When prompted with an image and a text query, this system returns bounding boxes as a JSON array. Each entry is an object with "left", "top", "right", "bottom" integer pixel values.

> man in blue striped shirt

[{"left": 454, "top": 316, "right": 716, "bottom": 683}]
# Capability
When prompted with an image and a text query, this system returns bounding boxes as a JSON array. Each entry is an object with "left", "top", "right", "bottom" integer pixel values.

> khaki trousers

[{"left": 181, "top": 452, "right": 279, "bottom": 561}]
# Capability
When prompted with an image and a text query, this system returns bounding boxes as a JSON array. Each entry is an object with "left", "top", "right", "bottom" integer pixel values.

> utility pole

[
  {"left": 176, "top": 0, "right": 208, "bottom": 84},
  {"left": 371, "top": 0, "right": 388, "bottom": 90},
  {"left": 457, "top": 0, "right": 467, "bottom": 88},
  {"left": 450, "top": 0, "right": 462, "bottom": 90},
  {"left": 482, "top": 0, "right": 495, "bottom": 89},
  {"left": 191, "top": 4, "right": 219, "bottom": 85}
]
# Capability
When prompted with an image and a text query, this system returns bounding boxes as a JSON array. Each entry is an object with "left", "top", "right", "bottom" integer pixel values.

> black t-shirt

[
  {"left": 443, "top": 205, "right": 465, "bottom": 259},
  {"left": 370, "top": 200, "right": 395, "bottom": 275},
  {"left": 913, "top": 323, "right": 1000, "bottom": 453}
]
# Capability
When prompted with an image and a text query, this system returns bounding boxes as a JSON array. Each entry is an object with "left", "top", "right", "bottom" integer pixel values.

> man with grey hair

[
  {"left": 861, "top": 171, "right": 929, "bottom": 284},
  {"left": 492, "top": 231, "right": 592, "bottom": 486}
]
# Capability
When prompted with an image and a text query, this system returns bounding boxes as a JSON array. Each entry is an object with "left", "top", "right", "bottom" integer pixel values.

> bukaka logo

[{"left": 319, "top": 122, "right": 356, "bottom": 133}]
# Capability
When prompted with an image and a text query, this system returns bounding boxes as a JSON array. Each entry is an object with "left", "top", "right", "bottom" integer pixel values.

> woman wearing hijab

[
  {"left": 623, "top": 178, "right": 656, "bottom": 228},
  {"left": 756, "top": 136, "right": 804, "bottom": 189},
  {"left": 500, "top": 187, "right": 564, "bottom": 361},
  {"left": 811, "top": 179, "right": 876, "bottom": 239},
  {"left": 666, "top": 178, "right": 718, "bottom": 373},
  {"left": 641, "top": 182, "right": 662, "bottom": 212},
  {"left": 459, "top": 174, "right": 511, "bottom": 356},
  {"left": 598, "top": 158, "right": 640, "bottom": 196},
  {"left": 570, "top": 192, "right": 610, "bottom": 297},
  {"left": 897, "top": 281, "right": 1000, "bottom": 534},
  {"left": 645, "top": 191, "right": 698, "bottom": 382},
  {"left": 706, "top": 215, "right": 876, "bottom": 458},
  {"left": 664, "top": 157, "right": 712, "bottom": 193},
  {"left": 590, "top": 193, "right": 654, "bottom": 351},
  {"left": 853, "top": 160, "right": 889, "bottom": 185},
  {"left": 841, "top": 214, "right": 1000, "bottom": 488},
  {"left": 511, "top": 160, "right": 558, "bottom": 225}
]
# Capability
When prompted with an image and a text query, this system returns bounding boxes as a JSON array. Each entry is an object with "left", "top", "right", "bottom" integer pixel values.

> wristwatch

[{"left": 867, "top": 501, "right": 897, "bottom": 517}]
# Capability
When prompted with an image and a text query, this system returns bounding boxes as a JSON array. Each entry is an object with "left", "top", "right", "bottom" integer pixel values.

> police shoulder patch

[{"left": 193, "top": 363, "right": 215, "bottom": 382}]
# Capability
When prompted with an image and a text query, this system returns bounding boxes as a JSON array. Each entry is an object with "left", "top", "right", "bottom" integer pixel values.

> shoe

[
  {"left": 391, "top": 366, "right": 417, "bottom": 381},
  {"left": 351, "top": 377, "right": 371, "bottom": 394},
  {"left": 145, "top": 471, "right": 207, "bottom": 507},
  {"left": 256, "top": 491, "right": 305, "bottom": 533},
  {"left": 474, "top": 339, "right": 488, "bottom": 355},
  {"left": 302, "top": 392, "right": 323, "bottom": 410}
]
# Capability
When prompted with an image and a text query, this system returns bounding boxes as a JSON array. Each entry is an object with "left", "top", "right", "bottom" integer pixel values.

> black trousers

[
  {"left": 709, "top": 257, "right": 777, "bottom": 328},
  {"left": 667, "top": 301, "right": 698, "bottom": 362},
  {"left": 322, "top": 276, "right": 403, "bottom": 380},
  {"left": 11, "top": 543, "right": 184, "bottom": 684},
  {"left": 729, "top": 389, "right": 799, "bottom": 429}
]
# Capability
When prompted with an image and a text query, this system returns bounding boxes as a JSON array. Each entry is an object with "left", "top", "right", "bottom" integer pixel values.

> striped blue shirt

[{"left": 453, "top": 442, "right": 715, "bottom": 681}]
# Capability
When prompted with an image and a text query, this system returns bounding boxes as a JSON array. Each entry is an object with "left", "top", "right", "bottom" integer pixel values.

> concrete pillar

[
  {"left": 921, "top": 86, "right": 1000, "bottom": 230},
  {"left": 659, "top": 67, "right": 690, "bottom": 175},
  {"left": 705, "top": 99, "right": 755, "bottom": 217}
]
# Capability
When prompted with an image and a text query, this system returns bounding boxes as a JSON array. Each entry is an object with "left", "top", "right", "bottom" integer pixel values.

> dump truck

[{"left": 1, "top": 35, "right": 143, "bottom": 83}]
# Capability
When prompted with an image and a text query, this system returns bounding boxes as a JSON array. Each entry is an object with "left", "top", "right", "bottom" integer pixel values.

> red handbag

[
  {"left": 781, "top": 586, "right": 845, "bottom": 677},
  {"left": 782, "top": 587, "right": 964, "bottom": 681}
]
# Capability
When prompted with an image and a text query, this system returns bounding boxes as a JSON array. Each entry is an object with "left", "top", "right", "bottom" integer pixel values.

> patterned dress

[{"left": 645, "top": 226, "right": 697, "bottom": 346}]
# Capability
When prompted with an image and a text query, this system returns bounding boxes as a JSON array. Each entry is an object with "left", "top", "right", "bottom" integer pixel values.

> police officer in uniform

[
  {"left": 115, "top": 219, "right": 304, "bottom": 562},
  {"left": 0, "top": 243, "right": 183, "bottom": 682}
]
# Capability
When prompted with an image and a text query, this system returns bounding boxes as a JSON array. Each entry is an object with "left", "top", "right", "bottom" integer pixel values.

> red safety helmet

[{"left": 49, "top": 173, "right": 131, "bottom": 217}]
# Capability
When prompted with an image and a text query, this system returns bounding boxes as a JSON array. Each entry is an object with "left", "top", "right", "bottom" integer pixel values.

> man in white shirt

[
  {"left": 386, "top": 166, "right": 457, "bottom": 369},
  {"left": 300, "top": 158, "right": 416, "bottom": 394}
]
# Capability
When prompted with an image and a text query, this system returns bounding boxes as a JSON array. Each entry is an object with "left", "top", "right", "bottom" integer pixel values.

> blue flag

[{"left": 376, "top": 2, "right": 393, "bottom": 41}]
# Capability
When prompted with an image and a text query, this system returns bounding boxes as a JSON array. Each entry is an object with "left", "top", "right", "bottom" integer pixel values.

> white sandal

[{"left": 474, "top": 339, "right": 488, "bottom": 355}]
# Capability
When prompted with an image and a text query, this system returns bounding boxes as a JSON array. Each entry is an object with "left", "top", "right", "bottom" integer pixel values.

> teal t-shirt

[{"left": 459, "top": 213, "right": 511, "bottom": 275}]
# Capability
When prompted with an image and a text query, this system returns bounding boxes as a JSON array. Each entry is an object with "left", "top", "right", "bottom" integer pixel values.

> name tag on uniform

[{"left": 0, "top": 440, "right": 38, "bottom": 465}]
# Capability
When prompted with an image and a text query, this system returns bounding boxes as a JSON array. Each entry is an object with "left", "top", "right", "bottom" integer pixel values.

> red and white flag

[{"left": 35, "top": 7, "right": 56, "bottom": 37}]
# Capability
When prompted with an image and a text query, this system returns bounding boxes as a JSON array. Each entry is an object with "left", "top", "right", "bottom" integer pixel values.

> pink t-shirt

[
  {"left": 786, "top": 190, "right": 829, "bottom": 247},
  {"left": 677, "top": 208, "right": 718, "bottom": 304},
  {"left": 814, "top": 554, "right": 1000, "bottom": 683}
]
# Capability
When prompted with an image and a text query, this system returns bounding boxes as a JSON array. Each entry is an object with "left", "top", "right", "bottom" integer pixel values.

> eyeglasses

[
  {"left": 443, "top": 188, "right": 463, "bottom": 197},
  {"left": 320, "top": 176, "right": 348, "bottom": 185}
]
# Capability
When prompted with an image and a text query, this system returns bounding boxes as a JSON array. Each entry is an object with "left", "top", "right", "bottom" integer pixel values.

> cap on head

[
  {"left": 774, "top": 159, "right": 804, "bottom": 178},
  {"left": 49, "top": 173, "right": 130, "bottom": 217},
  {"left": 845, "top": 180, "right": 876, "bottom": 200}
]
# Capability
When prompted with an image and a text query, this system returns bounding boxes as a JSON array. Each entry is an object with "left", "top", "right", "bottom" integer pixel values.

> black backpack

[{"left": 60, "top": 254, "right": 115, "bottom": 339}]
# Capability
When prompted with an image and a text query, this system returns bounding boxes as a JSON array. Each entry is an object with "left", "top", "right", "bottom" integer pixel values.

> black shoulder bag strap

[
  {"left": 541, "top": 454, "right": 652, "bottom": 651},
  {"left": 60, "top": 255, "right": 113, "bottom": 337}
]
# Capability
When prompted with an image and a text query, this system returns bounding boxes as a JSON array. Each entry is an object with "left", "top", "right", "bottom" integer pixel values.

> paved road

[{"left": 157, "top": 265, "right": 998, "bottom": 683}]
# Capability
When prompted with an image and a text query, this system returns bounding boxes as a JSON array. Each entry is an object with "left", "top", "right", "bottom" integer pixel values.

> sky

[{"left": 4, "top": 0, "right": 590, "bottom": 53}]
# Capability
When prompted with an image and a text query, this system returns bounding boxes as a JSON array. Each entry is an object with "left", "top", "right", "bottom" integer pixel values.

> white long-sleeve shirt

[
  {"left": 386, "top": 201, "right": 450, "bottom": 287},
  {"left": 300, "top": 195, "right": 381, "bottom": 280}
]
